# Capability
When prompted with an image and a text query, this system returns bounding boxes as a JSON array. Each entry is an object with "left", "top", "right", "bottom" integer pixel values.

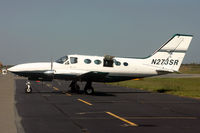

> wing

[{"left": 77, "top": 71, "right": 109, "bottom": 82}]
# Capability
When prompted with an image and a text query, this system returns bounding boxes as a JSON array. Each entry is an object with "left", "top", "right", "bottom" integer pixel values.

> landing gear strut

[
  {"left": 25, "top": 81, "right": 32, "bottom": 93},
  {"left": 69, "top": 81, "right": 80, "bottom": 93},
  {"left": 84, "top": 82, "right": 94, "bottom": 95},
  {"left": 69, "top": 81, "right": 94, "bottom": 95}
]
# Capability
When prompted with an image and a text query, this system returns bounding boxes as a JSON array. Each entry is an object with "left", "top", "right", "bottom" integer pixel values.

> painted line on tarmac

[
  {"left": 66, "top": 93, "right": 72, "bottom": 96},
  {"left": 53, "top": 87, "right": 59, "bottom": 91},
  {"left": 106, "top": 112, "right": 138, "bottom": 127},
  {"left": 46, "top": 84, "right": 51, "bottom": 87},
  {"left": 78, "top": 99, "right": 93, "bottom": 106}
]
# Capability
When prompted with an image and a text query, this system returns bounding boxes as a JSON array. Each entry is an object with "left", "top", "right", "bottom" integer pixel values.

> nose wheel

[{"left": 25, "top": 81, "right": 32, "bottom": 93}]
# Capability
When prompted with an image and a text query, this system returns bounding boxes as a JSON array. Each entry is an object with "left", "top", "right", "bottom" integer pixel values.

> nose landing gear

[{"left": 25, "top": 81, "right": 32, "bottom": 93}]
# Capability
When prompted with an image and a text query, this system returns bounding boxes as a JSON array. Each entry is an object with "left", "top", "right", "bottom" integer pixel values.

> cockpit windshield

[{"left": 56, "top": 56, "right": 68, "bottom": 64}]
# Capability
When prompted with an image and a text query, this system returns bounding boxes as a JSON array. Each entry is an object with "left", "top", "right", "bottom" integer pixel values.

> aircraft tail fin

[{"left": 146, "top": 34, "right": 193, "bottom": 72}]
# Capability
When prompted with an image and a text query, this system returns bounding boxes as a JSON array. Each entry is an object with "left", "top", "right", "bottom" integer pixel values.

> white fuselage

[
  {"left": 9, "top": 54, "right": 158, "bottom": 82},
  {"left": 54, "top": 55, "right": 157, "bottom": 77}
]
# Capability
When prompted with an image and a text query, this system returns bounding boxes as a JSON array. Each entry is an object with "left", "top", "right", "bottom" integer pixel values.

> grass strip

[{"left": 109, "top": 78, "right": 200, "bottom": 99}]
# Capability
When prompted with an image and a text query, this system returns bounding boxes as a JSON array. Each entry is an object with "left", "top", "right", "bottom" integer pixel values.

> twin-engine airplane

[{"left": 8, "top": 34, "right": 193, "bottom": 94}]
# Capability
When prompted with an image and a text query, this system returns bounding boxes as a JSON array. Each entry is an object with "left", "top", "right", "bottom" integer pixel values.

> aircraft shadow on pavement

[
  {"left": 15, "top": 79, "right": 151, "bottom": 97},
  {"left": 24, "top": 90, "right": 116, "bottom": 97}
]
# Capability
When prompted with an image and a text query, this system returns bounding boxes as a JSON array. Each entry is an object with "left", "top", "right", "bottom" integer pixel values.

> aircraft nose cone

[{"left": 8, "top": 66, "right": 18, "bottom": 72}]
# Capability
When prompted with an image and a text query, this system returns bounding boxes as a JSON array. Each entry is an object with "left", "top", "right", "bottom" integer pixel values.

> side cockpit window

[
  {"left": 70, "top": 57, "right": 78, "bottom": 64},
  {"left": 56, "top": 56, "right": 68, "bottom": 64}
]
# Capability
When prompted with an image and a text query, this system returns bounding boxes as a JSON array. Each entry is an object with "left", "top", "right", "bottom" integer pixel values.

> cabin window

[
  {"left": 115, "top": 60, "right": 121, "bottom": 66},
  {"left": 94, "top": 60, "right": 102, "bottom": 65},
  {"left": 70, "top": 57, "right": 78, "bottom": 64},
  {"left": 84, "top": 59, "right": 91, "bottom": 64},
  {"left": 123, "top": 62, "right": 128, "bottom": 66}
]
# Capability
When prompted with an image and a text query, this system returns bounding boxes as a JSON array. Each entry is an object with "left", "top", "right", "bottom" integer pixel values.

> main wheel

[{"left": 84, "top": 86, "right": 94, "bottom": 95}]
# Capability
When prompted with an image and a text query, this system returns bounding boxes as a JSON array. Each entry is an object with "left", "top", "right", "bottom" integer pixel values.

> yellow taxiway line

[
  {"left": 53, "top": 87, "right": 59, "bottom": 91},
  {"left": 78, "top": 99, "right": 93, "bottom": 106},
  {"left": 66, "top": 93, "right": 72, "bottom": 96},
  {"left": 46, "top": 84, "right": 51, "bottom": 87},
  {"left": 106, "top": 112, "right": 138, "bottom": 127}
]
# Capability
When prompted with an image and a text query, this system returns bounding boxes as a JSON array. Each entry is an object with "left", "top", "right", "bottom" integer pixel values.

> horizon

[{"left": 0, "top": 0, "right": 199, "bottom": 65}]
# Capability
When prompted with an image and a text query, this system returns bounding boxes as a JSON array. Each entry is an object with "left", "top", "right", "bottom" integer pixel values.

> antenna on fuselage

[{"left": 51, "top": 58, "right": 53, "bottom": 70}]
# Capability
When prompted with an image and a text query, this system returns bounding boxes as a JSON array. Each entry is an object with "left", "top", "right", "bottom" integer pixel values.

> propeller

[
  {"left": 51, "top": 58, "right": 53, "bottom": 71},
  {"left": 44, "top": 58, "right": 54, "bottom": 75}
]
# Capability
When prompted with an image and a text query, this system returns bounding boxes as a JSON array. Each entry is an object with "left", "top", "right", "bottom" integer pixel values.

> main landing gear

[
  {"left": 84, "top": 82, "right": 94, "bottom": 95},
  {"left": 25, "top": 81, "right": 32, "bottom": 93},
  {"left": 69, "top": 81, "right": 80, "bottom": 93},
  {"left": 69, "top": 81, "right": 94, "bottom": 95}
]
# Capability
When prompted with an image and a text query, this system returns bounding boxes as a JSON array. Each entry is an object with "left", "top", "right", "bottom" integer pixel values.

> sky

[{"left": 0, "top": 0, "right": 200, "bottom": 65}]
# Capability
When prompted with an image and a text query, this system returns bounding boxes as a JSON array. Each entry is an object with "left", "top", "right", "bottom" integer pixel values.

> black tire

[
  {"left": 71, "top": 84, "right": 80, "bottom": 93},
  {"left": 84, "top": 86, "right": 94, "bottom": 95},
  {"left": 25, "top": 86, "right": 32, "bottom": 93}
]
